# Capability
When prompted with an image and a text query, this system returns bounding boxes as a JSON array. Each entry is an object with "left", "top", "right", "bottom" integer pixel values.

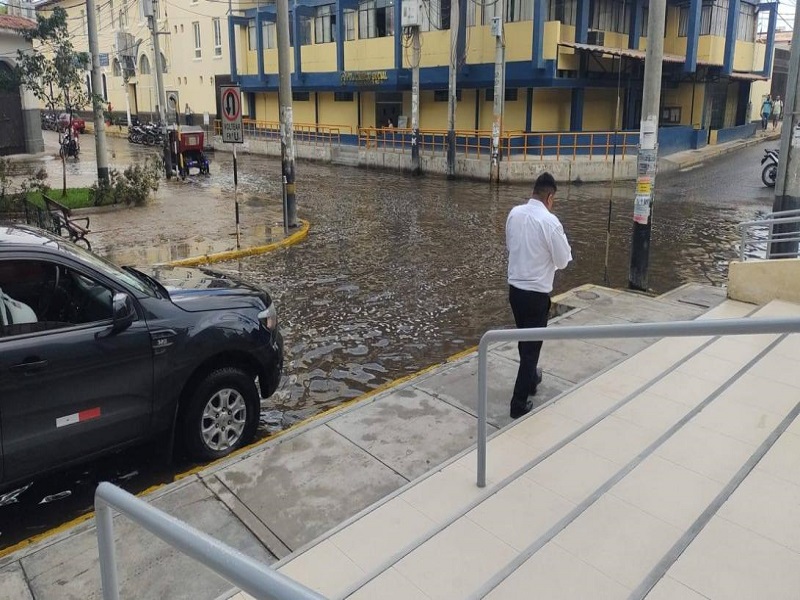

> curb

[
  {"left": 164, "top": 219, "right": 310, "bottom": 267},
  {"left": 660, "top": 132, "right": 781, "bottom": 173}
]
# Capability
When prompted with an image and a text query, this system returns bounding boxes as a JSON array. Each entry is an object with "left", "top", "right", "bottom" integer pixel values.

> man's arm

[{"left": 549, "top": 221, "right": 572, "bottom": 270}]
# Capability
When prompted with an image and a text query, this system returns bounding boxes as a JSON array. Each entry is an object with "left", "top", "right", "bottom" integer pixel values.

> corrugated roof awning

[
  {"left": 559, "top": 42, "right": 686, "bottom": 63},
  {"left": 729, "top": 71, "right": 769, "bottom": 81}
]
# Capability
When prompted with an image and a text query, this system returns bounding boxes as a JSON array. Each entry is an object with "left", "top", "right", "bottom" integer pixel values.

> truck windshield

[{"left": 59, "top": 240, "right": 155, "bottom": 297}]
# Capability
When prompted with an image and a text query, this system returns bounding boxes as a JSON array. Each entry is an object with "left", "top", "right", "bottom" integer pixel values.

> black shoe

[{"left": 510, "top": 400, "right": 533, "bottom": 419}]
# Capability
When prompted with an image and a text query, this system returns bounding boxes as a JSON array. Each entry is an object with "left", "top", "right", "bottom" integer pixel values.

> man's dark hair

[{"left": 533, "top": 172, "right": 557, "bottom": 198}]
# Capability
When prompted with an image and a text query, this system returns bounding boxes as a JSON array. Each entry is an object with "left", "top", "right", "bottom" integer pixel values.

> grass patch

[{"left": 27, "top": 188, "right": 93, "bottom": 210}]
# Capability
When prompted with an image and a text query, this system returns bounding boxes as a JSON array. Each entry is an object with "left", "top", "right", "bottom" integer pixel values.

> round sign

[{"left": 222, "top": 88, "right": 241, "bottom": 122}]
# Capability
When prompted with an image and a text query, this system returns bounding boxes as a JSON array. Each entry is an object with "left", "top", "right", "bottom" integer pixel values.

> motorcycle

[
  {"left": 761, "top": 148, "right": 778, "bottom": 187},
  {"left": 59, "top": 130, "right": 80, "bottom": 160}
]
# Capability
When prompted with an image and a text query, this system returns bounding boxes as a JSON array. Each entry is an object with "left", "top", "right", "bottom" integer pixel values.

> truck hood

[{"left": 151, "top": 266, "right": 271, "bottom": 313}]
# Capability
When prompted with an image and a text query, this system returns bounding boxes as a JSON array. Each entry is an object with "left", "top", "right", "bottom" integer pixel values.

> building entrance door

[
  {"left": 0, "top": 62, "right": 25, "bottom": 156},
  {"left": 376, "top": 92, "right": 403, "bottom": 128}
]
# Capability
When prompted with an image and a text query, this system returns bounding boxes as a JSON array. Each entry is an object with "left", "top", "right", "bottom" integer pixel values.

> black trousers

[{"left": 509, "top": 285, "right": 551, "bottom": 405}]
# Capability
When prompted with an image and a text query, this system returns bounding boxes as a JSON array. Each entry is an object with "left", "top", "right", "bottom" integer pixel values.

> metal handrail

[
  {"left": 95, "top": 483, "right": 325, "bottom": 600},
  {"left": 476, "top": 316, "right": 800, "bottom": 488},
  {"left": 739, "top": 211, "right": 800, "bottom": 261}
]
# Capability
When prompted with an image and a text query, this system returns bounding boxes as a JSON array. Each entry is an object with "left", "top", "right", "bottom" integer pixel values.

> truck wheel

[
  {"left": 181, "top": 367, "right": 259, "bottom": 460},
  {"left": 762, "top": 163, "right": 777, "bottom": 188}
]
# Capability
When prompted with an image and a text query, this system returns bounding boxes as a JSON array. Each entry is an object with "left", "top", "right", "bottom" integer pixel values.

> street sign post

[{"left": 220, "top": 85, "right": 243, "bottom": 248}]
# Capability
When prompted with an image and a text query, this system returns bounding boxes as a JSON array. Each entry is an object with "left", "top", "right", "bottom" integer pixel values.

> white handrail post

[
  {"left": 96, "top": 496, "right": 120, "bottom": 600},
  {"left": 477, "top": 335, "right": 490, "bottom": 488}
]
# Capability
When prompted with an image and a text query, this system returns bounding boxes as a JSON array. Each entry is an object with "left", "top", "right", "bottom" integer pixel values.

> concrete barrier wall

[
  {"left": 716, "top": 123, "right": 758, "bottom": 145},
  {"left": 728, "top": 259, "right": 800, "bottom": 305}
]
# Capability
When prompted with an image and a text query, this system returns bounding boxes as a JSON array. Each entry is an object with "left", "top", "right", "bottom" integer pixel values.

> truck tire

[
  {"left": 180, "top": 367, "right": 260, "bottom": 460},
  {"left": 762, "top": 163, "right": 777, "bottom": 188}
]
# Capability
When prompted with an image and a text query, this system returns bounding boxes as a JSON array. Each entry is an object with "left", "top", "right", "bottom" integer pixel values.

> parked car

[
  {"left": 57, "top": 113, "right": 86, "bottom": 134},
  {"left": 0, "top": 225, "right": 283, "bottom": 493}
]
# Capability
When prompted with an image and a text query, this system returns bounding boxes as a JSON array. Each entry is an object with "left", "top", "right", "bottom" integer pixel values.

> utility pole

[
  {"left": 772, "top": 8, "right": 800, "bottom": 257},
  {"left": 277, "top": 0, "right": 298, "bottom": 227},
  {"left": 446, "top": 0, "right": 460, "bottom": 179},
  {"left": 490, "top": 3, "right": 505, "bottom": 182},
  {"left": 146, "top": 0, "right": 173, "bottom": 179},
  {"left": 628, "top": 0, "right": 666, "bottom": 291},
  {"left": 86, "top": 0, "right": 109, "bottom": 184},
  {"left": 411, "top": 23, "right": 421, "bottom": 175}
]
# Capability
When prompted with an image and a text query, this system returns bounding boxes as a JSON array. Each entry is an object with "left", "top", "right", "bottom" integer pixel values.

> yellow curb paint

[
  {"left": 166, "top": 219, "right": 310, "bottom": 268},
  {"left": 0, "top": 339, "right": 480, "bottom": 560}
]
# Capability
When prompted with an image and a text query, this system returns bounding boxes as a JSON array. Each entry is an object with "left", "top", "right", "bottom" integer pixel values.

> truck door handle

[{"left": 9, "top": 359, "right": 49, "bottom": 373}]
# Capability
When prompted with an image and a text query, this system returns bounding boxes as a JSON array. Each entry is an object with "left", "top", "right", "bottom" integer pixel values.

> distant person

[
  {"left": 773, "top": 96, "right": 783, "bottom": 130},
  {"left": 185, "top": 103, "right": 193, "bottom": 126},
  {"left": 761, "top": 95, "right": 773, "bottom": 131},
  {"left": 505, "top": 172, "right": 572, "bottom": 419}
]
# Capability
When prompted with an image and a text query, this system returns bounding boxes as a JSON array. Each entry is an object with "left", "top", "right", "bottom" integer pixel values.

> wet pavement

[{"left": 0, "top": 132, "right": 776, "bottom": 552}]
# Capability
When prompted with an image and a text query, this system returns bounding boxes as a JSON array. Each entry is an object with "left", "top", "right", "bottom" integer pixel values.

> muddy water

[{"left": 0, "top": 134, "right": 774, "bottom": 551}]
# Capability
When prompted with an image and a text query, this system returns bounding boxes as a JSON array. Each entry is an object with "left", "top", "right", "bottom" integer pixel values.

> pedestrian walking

[
  {"left": 506, "top": 172, "right": 572, "bottom": 419},
  {"left": 773, "top": 96, "right": 783, "bottom": 130},
  {"left": 761, "top": 95, "right": 773, "bottom": 131}
]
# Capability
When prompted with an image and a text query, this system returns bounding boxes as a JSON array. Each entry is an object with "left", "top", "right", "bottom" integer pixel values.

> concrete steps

[{"left": 226, "top": 298, "right": 800, "bottom": 600}]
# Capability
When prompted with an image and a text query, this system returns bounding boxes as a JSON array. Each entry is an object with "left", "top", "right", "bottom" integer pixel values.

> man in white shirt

[{"left": 506, "top": 172, "right": 572, "bottom": 419}]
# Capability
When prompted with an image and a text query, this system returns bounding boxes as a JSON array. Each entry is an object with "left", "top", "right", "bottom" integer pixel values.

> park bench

[{"left": 43, "top": 194, "right": 92, "bottom": 250}]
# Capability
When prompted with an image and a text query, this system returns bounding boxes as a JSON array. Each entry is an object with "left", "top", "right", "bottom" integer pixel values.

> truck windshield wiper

[{"left": 122, "top": 266, "right": 170, "bottom": 299}]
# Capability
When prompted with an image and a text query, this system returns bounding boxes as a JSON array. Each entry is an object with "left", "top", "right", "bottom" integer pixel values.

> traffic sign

[{"left": 220, "top": 85, "right": 243, "bottom": 144}]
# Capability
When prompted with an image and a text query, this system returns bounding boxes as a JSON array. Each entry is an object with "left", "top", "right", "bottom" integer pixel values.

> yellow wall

[
  {"left": 344, "top": 38, "right": 395, "bottom": 71},
  {"left": 317, "top": 92, "right": 359, "bottom": 130},
  {"left": 417, "top": 90, "right": 475, "bottom": 130},
  {"left": 543, "top": 21, "right": 560, "bottom": 60},
  {"left": 531, "top": 89, "right": 571, "bottom": 131},
  {"left": 256, "top": 92, "right": 280, "bottom": 121},
  {"left": 583, "top": 89, "right": 621, "bottom": 131},
  {"left": 301, "top": 43, "right": 337, "bottom": 72},
  {"left": 557, "top": 25, "right": 578, "bottom": 71},
  {"left": 662, "top": 82, "right": 705, "bottom": 127},
  {"left": 291, "top": 93, "right": 317, "bottom": 124},
  {"left": 733, "top": 41, "right": 755, "bottom": 73},
  {"left": 698, "top": 36, "right": 725, "bottom": 66},
  {"left": 415, "top": 30, "right": 451, "bottom": 68},
  {"left": 360, "top": 92, "right": 376, "bottom": 128},
  {"left": 724, "top": 82, "right": 739, "bottom": 128},
  {"left": 476, "top": 89, "right": 528, "bottom": 131}
]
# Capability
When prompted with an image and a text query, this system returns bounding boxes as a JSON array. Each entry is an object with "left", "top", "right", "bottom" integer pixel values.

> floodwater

[{"left": 0, "top": 134, "right": 776, "bottom": 551}]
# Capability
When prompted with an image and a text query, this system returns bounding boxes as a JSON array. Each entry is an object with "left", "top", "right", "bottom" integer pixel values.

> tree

[{"left": 0, "top": 7, "right": 94, "bottom": 197}]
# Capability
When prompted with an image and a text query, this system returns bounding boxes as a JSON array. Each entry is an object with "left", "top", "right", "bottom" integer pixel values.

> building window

[
  {"left": 112, "top": 58, "right": 121, "bottom": 76},
  {"left": 299, "top": 16, "right": 313, "bottom": 45},
  {"left": 737, "top": 2, "right": 755, "bottom": 41},
  {"left": 213, "top": 17, "right": 223, "bottom": 55},
  {"left": 335, "top": 91, "right": 354, "bottom": 101},
  {"left": 345, "top": 9, "right": 356, "bottom": 39},
  {"left": 315, "top": 5, "right": 336, "bottom": 43},
  {"left": 485, "top": 88, "right": 519, "bottom": 101},
  {"left": 698, "top": 0, "right": 728, "bottom": 36},
  {"left": 139, "top": 54, "right": 151, "bottom": 74},
  {"left": 434, "top": 89, "right": 462, "bottom": 101},
  {"left": 193, "top": 21, "right": 202, "bottom": 58},
  {"left": 248, "top": 20, "right": 256, "bottom": 50},
  {"left": 263, "top": 22, "right": 277, "bottom": 48},
  {"left": 589, "top": 0, "right": 630, "bottom": 34},
  {"left": 548, "top": 0, "right": 577, "bottom": 26},
  {"left": 293, "top": 91, "right": 311, "bottom": 101},
  {"left": 678, "top": 6, "right": 688, "bottom": 36},
  {"left": 421, "top": 0, "right": 442, "bottom": 30},
  {"left": 483, "top": 0, "right": 533, "bottom": 24},
  {"left": 358, "top": 0, "right": 395, "bottom": 39},
  {"left": 641, "top": 6, "right": 648, "bottom": 35}
]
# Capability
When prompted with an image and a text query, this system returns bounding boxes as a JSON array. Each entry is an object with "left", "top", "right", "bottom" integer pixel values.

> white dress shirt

[{"left": 506, "top": 199, "right": 572, "bottom": 293}]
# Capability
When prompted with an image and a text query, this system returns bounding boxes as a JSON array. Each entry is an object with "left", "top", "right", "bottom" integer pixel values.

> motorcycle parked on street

[
  {"left": 59, "top": 130, "right": 80, "bottom": 160},
  {"left": 761, "top": 148, "right": 779, "bottom": 187}
]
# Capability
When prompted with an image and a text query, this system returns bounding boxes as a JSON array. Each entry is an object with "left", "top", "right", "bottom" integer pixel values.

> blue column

[
  {"left": 336, "top": 0, "right": 345, "bottom": 72},
  {"left": 228, "top": 16, "right": 238, "bottom": 82},
  {"left": 629, "top": 0, "right": 642, "bottom": 49},
  {"left": 762, "top": 2, "right": 778, "bottom": 76},
  {"left": 457, "top": 0, "right": 467, "bottom": 68},
  {"left": 256, "top": 13, "right": 265, "bottom": 80},
  {"left": 532, "top": 0, "right": 545, "bottom": 69},
  {"left": 575, "top": 0, "right": 589, "bottom": 44},
  {"left": 394, "top": 0, "right": 403, "bottom": 70},
  {"left": 525, "top": 88, "right": 533, "bottom": 131},
  {"left": 723, "top": 0, "right": 741, "bottom": 75},
  {"left": 292, "top": 2, "right": 303, "bottom": 81},
  {"left": 684, "top": 0, "right": 702, "bottom": 72},
  {"left": 570, "top": 88, "right": 584, "bottom": 131}
]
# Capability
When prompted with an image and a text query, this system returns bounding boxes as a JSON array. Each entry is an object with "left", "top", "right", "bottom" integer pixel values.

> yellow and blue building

[{"left": 229, "top": 0, "right": 778, "bottom": 146}]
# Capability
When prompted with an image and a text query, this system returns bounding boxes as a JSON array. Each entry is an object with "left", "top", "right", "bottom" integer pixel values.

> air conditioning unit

[
  {"left": 587, "top": 30, "right": 605, "bottom": 46},
  {"left": 401, "top": 0, "right": 421, "bottom": 27}
]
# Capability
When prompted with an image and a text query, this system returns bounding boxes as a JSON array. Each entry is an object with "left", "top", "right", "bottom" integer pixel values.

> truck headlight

[{"left": 258, "top": 303, "right": 277, "bottom": 331}]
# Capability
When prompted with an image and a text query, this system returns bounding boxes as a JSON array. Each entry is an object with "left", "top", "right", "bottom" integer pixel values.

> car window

[
  {"left": 0, "top": 259, "right": 114, "bottom": 338},
  {"left": 56, "top": 241, "right": 155, "bottom": 297}
]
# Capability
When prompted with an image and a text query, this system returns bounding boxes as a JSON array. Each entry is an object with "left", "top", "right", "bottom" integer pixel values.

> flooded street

[{"left": 0, "top": 134, "right": 775, "bottom": 551}]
